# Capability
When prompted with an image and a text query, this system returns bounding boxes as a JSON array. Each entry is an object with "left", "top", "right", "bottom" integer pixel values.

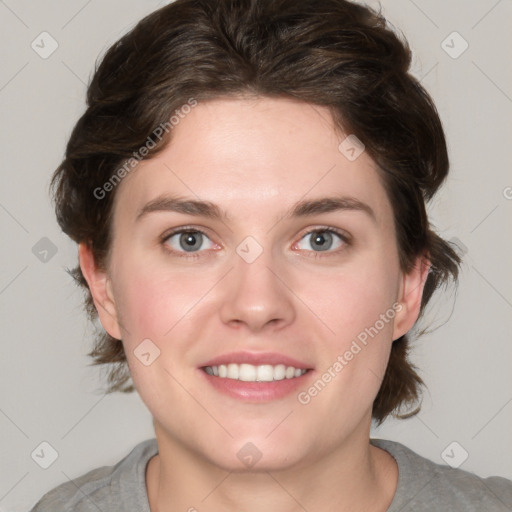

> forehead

[{"left": 113, "top": 97, "right": 392, "bottom": 225}]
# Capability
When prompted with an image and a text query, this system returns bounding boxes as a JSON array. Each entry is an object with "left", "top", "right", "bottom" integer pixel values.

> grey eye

[
  {"left": 296, "top": 230, "right": 344, "bottom": 252},
  {"left": 166, "top": 231, "right": 213, "bottom": 252}
]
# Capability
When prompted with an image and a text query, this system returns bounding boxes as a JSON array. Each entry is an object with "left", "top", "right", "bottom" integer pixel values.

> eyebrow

[{"left": 135, "top": 195, "right": 376, "bottom": 223}]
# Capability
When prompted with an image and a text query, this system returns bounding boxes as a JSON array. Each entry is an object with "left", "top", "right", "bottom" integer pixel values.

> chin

[{"left": 200, "top": 431, "right": 313, "bottom": 473}]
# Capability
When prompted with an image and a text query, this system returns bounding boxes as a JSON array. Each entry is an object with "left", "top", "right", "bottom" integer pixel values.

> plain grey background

[{"left": 0, "top": 1, "right": 511, "bottom": 510}]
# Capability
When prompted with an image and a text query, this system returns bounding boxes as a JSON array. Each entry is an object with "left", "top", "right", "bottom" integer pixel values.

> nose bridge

[{"left": 219, "top": 240, "right": 295, "bottom": 331}]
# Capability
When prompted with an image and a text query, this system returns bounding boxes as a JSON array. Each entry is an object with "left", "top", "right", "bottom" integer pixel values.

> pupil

[
  {"left": 312, "top": 231, "right": 332, "bottom": 251},
  {"left": 180, "top": 232, "right": 202, "bottom": 251}
]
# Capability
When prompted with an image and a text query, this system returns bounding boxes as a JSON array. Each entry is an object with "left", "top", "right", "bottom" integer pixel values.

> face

[{"left": 82, "top": 96, "right": 426, "bottom": 471}]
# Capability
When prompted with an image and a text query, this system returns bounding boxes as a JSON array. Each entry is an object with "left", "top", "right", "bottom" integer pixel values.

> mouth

[
  {"left": 202, "top": 363, "right": 308, "bottom": 382},
  {"left": 199, "top": 352, "right": 313, "bottom": 402}
]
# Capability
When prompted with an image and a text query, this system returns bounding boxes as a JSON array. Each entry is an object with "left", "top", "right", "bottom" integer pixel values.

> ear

[
  {"left": 392, "top": 254, "right": 431, "bottom": 341},
  {"left": 78, "top": 242, "right": 122, "bottom": 340}
]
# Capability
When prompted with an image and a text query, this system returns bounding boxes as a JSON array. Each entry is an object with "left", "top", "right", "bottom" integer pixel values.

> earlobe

[
  {"left": 392, "top": 255, "right": 431, "bottom": 341},
  {"left": 78, "top": 243, "right": 122, "bottom": 340}
]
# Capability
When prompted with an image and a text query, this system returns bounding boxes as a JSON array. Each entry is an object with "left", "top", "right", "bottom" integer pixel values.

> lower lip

[{"left": 199, "top": 369, "right": 313, "bottom": 402}]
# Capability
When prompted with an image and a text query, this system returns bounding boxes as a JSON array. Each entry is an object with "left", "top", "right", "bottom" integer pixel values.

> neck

[{"left": 146, "top": 420, "right": 397, "bottom": 512}]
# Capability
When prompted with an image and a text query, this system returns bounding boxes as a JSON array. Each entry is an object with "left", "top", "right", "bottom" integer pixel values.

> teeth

[{"left": 203, "top": 363, "right": 308, "bottom": 382}]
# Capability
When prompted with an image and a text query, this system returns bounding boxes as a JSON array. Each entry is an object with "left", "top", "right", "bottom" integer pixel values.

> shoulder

[
  {"left": 28, "top": 439, "right": 158, "bottom": 512},
  {"left": 371, "top": 438, "right": 512, "bottom": 511}
]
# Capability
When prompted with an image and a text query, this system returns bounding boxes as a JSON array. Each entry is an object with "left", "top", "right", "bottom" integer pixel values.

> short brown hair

[{"left": 51, "top": 0, "right": 461, "bottom": 423}]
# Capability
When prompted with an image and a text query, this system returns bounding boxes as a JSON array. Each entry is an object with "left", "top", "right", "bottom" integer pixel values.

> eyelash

[
  {"left": 160, "top": 225, "right": 214, "bottom": 260},
  {"left": 294, "top": 226, "right": 351, "bottom": 259},
  {"left": 160, "top": 225, "right": 351, "bottom": 259}
]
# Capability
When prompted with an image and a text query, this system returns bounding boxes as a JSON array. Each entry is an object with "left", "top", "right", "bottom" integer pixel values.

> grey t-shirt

[{"left": 29, "top": 438, "right": 512, "bottom": 511}]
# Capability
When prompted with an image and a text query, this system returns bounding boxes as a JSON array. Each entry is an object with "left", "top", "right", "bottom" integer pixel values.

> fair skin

[{"left": 80, "top": 96, "right": 429, "bottom": 512}]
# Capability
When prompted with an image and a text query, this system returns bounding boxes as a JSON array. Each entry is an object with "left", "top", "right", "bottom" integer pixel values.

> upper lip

[{"left": 200, "top": 351, "right": 312, "bottom": 369}]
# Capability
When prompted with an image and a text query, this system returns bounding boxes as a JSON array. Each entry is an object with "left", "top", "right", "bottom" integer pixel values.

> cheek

[
  {"left": 111, "top": 261, "right": 215, "bottom": 402},
  {"left": 111, "top": 259, "right": 214, "bottom": 347},
  {"left": 291, "top": 265, "right": 399, "bottom": 431},
  {"left": 300, "top": 258, "right": 399, "bottom": 346},
  {"left": 294, "top": 253, "right": 400, "bottom": 410}
]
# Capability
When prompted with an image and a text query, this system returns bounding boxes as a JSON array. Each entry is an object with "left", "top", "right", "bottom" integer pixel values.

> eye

[
  {"left": 295, "top": 229, "right": 346, "bottom": 252},
  {"left": 164, "top": 229, "right": 215, "bottom": 253}
]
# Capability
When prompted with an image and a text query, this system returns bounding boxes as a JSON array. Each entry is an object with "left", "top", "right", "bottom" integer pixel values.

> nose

[{"left": 219, "top": 250, "right": 296, "bottom": 333}]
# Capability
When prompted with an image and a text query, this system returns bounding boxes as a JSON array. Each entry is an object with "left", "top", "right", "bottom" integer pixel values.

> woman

[{"left": 30, "top": 0, "right": 512, "bottom": 510}]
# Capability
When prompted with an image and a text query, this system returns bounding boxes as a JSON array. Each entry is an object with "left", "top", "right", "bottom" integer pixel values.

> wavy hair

[{"left": 51, "top": 0, "right": 461, "bottom": 423}]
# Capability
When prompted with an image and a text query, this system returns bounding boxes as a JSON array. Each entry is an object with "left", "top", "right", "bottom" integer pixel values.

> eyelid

[
  {"left": 291, "top": 225, "right": 352, "bottom": 254},
  {"left": 159, "top": 224, "right": 351, "bottom": 258},
  {"left": 294, "top": 225, "right": 351, "bottom": 244},
  {"left": 160, "top": 225, "right": 221, "bottom": 258},
  {"left": 161, "top": 225, "right": 211, "bottom": 242}
]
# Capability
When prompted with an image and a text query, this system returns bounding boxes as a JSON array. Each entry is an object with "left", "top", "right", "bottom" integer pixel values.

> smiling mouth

[{"left": 202, "top": 363, "right": 309, "bottom": 382}]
